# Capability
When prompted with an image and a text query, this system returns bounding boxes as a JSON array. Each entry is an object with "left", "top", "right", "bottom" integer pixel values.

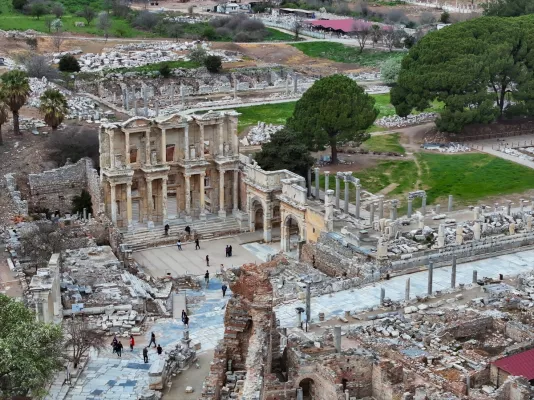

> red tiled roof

[
  {"left": 492, "top": 348, "right": 534, "bottom": 380},
  {"left": 308, "top": 19, "right": 362, "bottom": 33}
]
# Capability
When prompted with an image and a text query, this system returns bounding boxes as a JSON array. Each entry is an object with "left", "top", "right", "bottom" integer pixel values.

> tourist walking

[
  {"left": 229, "top": 245, "right": 233, "bottom": 257},
  {"left": 157, "top": 344, "right": 163, "bottom": 355},
  {"left": 185, "top": 225, "right": 191, "bottom": 235},
  {"left": 206, "top": 255, "right": 210, "bottom": 267},
  {"left": 183, "top": 314, "right": 189, "bottom": 328},
  {"left": 195, "top": 238, "right": 200, "bottom": 250},
  {"left": 111, "top": 336, "right": 118, "bottom": 354},
  {"left": 149, "top": 332, "right": 157, "bottom": 348},
  {"left": 204, "top": 270, "right": 210, "bottom": 287},
  {"left": 176, "top": 240, "right": 182, "bottom": 250},
  {"left": 164, "top": 224, "right": 170, "bottom": 236},
  {"left": 143, "top": 347, "right": 149, "bottom": 363},
  {"left": 225, "top": 245, "right": 230, "bottom": 257},
  {"left": 116, "top": 341, "right": 123, "bottom": 358},
  {"left": 222, "top": 283, "right": 227, "bottom": 297},
  {"left": 181, "top": 309, "right": 187, "bottom": 322},
  {"left": 129, "top": 335, "right": 135, "bottom": 351}
]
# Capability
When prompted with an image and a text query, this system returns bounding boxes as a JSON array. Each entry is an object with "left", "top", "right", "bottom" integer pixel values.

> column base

[
  {"left": 218, "top": 210, "right": 227, "bottom": 219},
  {"left": 147, "top": 221, "right": 155, "bottom": 230},
  {"left": 263, "top": 229, "right": 272, "bottom": 243},
  {"left": 200, "top": 213, "right": 206, "bottom": 220},
  {"left": 127, "top": 222, "right": 133, "bottom": 232},
  {"left": 185, "top": 215, "right": 192, "bottom": 223}
]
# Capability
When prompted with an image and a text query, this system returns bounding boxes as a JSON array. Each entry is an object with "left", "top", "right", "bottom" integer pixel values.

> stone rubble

[
  {"left": 375, "top": 112, "right": 437, "bottom": 128},
  {"left": 421, "top": 142, "right": 471, "bottom": 153},
  {"left": 242, "top": 121, "right": 284, "bottom": 146}
]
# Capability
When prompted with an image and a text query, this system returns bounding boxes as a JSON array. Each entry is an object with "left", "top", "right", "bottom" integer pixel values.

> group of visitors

[
  {"left": 225, "top": 245, "right": 233, "bottom": 257},
  {"left": 111, "top": 332, "right": 163, "bottom": 363}
]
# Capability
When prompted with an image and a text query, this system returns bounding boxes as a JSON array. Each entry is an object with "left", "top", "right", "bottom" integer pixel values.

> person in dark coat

[
  {"left": 206, "top": 255, "right": 209, "bottom": 267},
  {"left": 222, "top": 283, "right": 227, "bottom": 297},
  {"left": 157, "top": 344, "right": 163, "bottom": 355},
  {"left": 183, "top": 315, "right": 189, "bottom": 328},
  {"left": 164, "top": 224, "right": 170, "bottom": 235},
  {"left": 111, "top": 336, "right": 118, "bottom": 354},
  {"left": 185, "top": 226, "right": 191, "bottom": 235},
  {"left": 204, "top": 270, "right": 210, "bottom": 286},
  {"left": 116, "top": 341, "right": 123, "bottom": 357},
  {"left": 181, "top": 309, "right": 187, "bottom": 322},
  {"left": 195, "top": 238, "right": 200, "bottom": 250},
  {"left": 143, "top": 347, "right": 149, "bottom": 363},
  {"left": 229, "top": 245, "right": 233, "bottom": 257},
  {"left": 225, "top": 245, "right": 229, "bottom": 257},
  {"left": 149, "top": 332, "right": 157, "bottom": 347}
]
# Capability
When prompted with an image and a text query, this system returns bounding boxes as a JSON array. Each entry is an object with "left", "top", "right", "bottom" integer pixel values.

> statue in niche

[
  {"left": 224, "top": 142, "right": 230, "bottom": 156},
  {"left": 150, "top": 150, "right": 157, "bottom": 165}
]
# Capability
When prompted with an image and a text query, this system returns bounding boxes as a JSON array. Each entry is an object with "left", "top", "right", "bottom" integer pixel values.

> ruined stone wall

[
  {"left": 493, "top": 376, "right": 532, "bottom": 399},
  {"left": 3, "top": 173, "right": 29, "bottom": 216},
  {"left": 504, "top": 321, "right": 534, "bottom": 342},
  {"left": 438, "top": 317, "right": 494, "bottom": 339},
  {"left": 28, "top": 158, "right": 100, "bottom": 215}
]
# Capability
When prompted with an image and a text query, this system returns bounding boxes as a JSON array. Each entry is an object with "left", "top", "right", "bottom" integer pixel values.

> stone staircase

[{"left": 122, "top": 216, "right": 246, "bottom": 252}]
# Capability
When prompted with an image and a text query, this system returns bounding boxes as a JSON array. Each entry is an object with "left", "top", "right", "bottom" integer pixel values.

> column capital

[
  {"left": 126, "top": 182, "right": 132, "bottom": 188},
  {"left": 200, "top": 171, "right": 206, "bottom": 177},
  {"left": 146, "top": 177, "right": 153, "bottom": 182},
  {"left": 110, "top": 182, "right": 117, "bottom": 188},
  {"left": 324, "top": 170, "right": 330, "bottom": 175},
  {"left": 184, "top": 173, "right": 192, "bottom": 178},
  {"left": 161, "top": 177, "right": 168, "bottom": 182}
]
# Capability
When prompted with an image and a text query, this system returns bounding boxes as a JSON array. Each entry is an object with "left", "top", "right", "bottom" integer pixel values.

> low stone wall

[
  {"left": 28, "top": 158, "right": 100, "bottom": 215},
  {"left": 4, "top": 173, "right": 28, "bottom": 216}
]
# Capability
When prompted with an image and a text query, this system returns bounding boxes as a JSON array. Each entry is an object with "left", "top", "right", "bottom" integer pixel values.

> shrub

[
  {"left": 386, "top": 9, "right": 408, "bottom": 23},
  {"left": 25, "top": 37, "right": 38, "bottom": 50},
  {"left": 440, "top": 11, "right": 450, "bottom": 23},
  {"left": 158, "top": 62, "right": 171, "bottom": 77},
  {"left": 380, "top": 57, "right": 401, "bottom": 85},
  {"left": 133, "top": 10, "right": 159, "bottom": 30},
  {"left": 25, "top": 55, "right": 59, "bottom": 80},
  {"left": 208, "top": 15, "right": 268, "bottom": 42},
  {"left": 51, "top": 2, "right": 64, "bottom": 18},
  {"left": 58, "top": 54, "right": 81, "bottom": 72},
  {"left": 189, "top": 46, "right": 207, "bottom": 63},
  {"left": 13, "top": 0, "right": 28, "bottom": 11},
  {"left": 30, "top": 1, "right": 47, "bottom": 19},
  {"left": 420, "top": 11, "right": 436, "bottom": 25},
  {"left": 201, "top": 25, "right": 216, "bottom": 40},
  {"left": 204, "top": 55, "right": 222, "bottom": 73},
  {"left": 215, "top": 27, "right": 232, "bottom": 39}
]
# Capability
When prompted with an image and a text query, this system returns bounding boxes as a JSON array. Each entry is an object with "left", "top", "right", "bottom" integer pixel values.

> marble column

[
  {"left": 126, "top": 182, "right": 132, "bottom": 230},
  {"left": 180, "top": 84, "right": 185, "bottom": 107},
  {"left": 199, "top": 172, "right": 206, "bottom": 220},
  {"left": 448, "top": 195, "right": 453, "bottom": 212},
  {"left": 407, "top": 198, "right": 412, "bottom": 218},
  {"left": 146, "top": 178, "right": 153, "bottom": 225},
  {"left": 170, "top": 83, "right": 174, "bottom": 105},
  {"left": 370, "top": 202, "right": 375, "bottom": 225},
  {"left": 233, "top": 170, "right": 238, "bottom": 212},
  {"left": 124, "top": 132, "right": 130, "bottom": 166},
  {"left": 218, "top": 123, "right": 224, "bottom": 156},
  {"left": 451, "top": 255, "right": 457, "bottom": 288},
  {"left": 162, "top": 177, "right": 168, "bottom": 224},
  {"left": 199, "top": 124, "right": 205, "bottom": 159},
  {"left": 405, "top": 278, "right": 410, "bottom": 301},
  {"left": 307, "top": 169, "right": 312, "bottom": 197},
  {"left": 110, "top": 182, "right": 117, "bottom": 224},
  {"left": 160, "top": 128, "right": 166, "bottom": 164},
  {"left": 184, "top": 174, "right": 191, "bottom": 222},
  {"left": 335, "top": 175, "right": 340, "bottom": 208},
  {"left": 324, "top": 171, "right": 330, "bottom": 193},
  {"left": 218, "top": 169, "right": 226, "bottom": 218},
  {"left": 378, "top": 195, "right": 384, "bottom": 219},
  {"left": 421, "top": 194, "right": 427, "bottom": 215},
  {"left": 314, "top": 167, "right": 320, "bottom": 198},
  {"left": 264, "top": 201, "right": 272, "bottom": 242},
  {"left": 355, "top": 183, "right": 361, "bottom": 219},
  {"left": 145, "top": 129, "right": 151, "bottom": 166},
  {"left": 390, "top": 200, "right": 398, "bottom": 221},
  {"left": 343, "top": 175, "right": 349, "bottom": 213},
  {"left": 143, "top": 86, "right": 148, "bottom": 117},
  {"left": 184, "top": 125, "right": 190, "bottom": 160},
  {"left": 428, "top": 262, "right": 433, "bottom": 295},
  {"left": 109, "top": 132, "right": 115, "bottom": 169}
]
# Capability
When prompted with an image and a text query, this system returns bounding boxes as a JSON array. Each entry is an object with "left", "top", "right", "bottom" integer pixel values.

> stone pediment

[
  {"left": 122, "top": 117, "right": 151, "bottom": 129},
  {"left": 156, "top": 113, "right": 189, "bottom": 127}
]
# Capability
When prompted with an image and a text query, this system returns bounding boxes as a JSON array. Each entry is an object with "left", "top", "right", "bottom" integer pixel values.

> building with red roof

[{"left": 491, "top": 348, "right": 534, "bottom": 386}]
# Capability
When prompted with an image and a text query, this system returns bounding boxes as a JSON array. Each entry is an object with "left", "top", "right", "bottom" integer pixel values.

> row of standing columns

[
  {"left": 122, "top": 83, "right": 187, "bottom": 116},
  {"left": 316, "top": 170, "right": 363, "bottom": 219},
  {"left": 380, "top": 255, "right": 483, "bottom": 304}
]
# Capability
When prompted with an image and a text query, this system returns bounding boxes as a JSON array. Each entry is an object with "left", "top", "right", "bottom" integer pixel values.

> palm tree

[
  {"left": 39, "top": 89, "right": 68, "bottom": 130},
  {"left": 0, "top": 70, "right": 30, "bottom": 136},
  {"left": 0, "top": 97, "right": 9, "bottom": 146}
]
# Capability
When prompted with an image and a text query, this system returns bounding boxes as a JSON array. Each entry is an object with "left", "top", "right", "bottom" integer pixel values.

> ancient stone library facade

[{"left": 100, "top": 111, "right": 240, "bottom": 228}]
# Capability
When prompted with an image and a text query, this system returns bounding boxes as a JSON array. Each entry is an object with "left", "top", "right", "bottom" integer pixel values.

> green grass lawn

[
  {"left": 319, "top": 160, "right": 418, "bottom": 201},
  {"left": 106, "top": 60, "right": 200, "bottom": 74},
  {"left": 265, "top": 28, "right": 296, "bottom": 41},
  {"left": 0, "top": 13, "right": 152, "bottom": 38},
  {"left": 417, "top": 153, "right": 534, "bottom": 205},
  {"left": 361, "top": 133, "right": 405, "bottom": 154},
  {"left": 233, "top": 101, "right": 296, "bottom": 133},
  {"left": 291, "top": 42, "right": 404, "bottom": 67}
]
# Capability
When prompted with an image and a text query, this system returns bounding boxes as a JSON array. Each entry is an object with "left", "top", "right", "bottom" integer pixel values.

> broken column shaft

[
  {"left": 428, "top": 262, "right": 433, "bottom": 295},
  {"left": 334, "top": 325, "right": 341, "bottom": 353},
  {"left": 451, "top": 255, "right": 457, "bottom": 288}
]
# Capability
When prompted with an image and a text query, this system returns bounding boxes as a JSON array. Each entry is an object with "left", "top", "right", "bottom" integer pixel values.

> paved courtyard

[{"left": 133, "top": 235, "right": 264, "bottom": 277}]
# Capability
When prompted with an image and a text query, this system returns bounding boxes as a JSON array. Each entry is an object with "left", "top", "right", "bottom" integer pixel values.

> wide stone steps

[{"left": 124, "top": 217, "right": 245, "bottom": 251}]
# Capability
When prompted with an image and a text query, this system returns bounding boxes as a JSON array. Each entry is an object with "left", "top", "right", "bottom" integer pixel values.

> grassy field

[
  {"left": 417, "top": 153, "right": 534, "bottom": 205},
  {"left": 265, "top": 28, "right": 296, "bottom": 41},
  {"left": 0, "top": 13, "right": 152, "bottom": 38},
  {"left": 361, "top": 133, "right": 405, "bottom": 154},
  {"left": 291, "top": 42, "right": 404, "bottom": 67},
  {"left": 233, "top": 101, "right": 296, "bottom": 133},
  {"left": 106, "top": 60, "right": 201, "bottom": 74},
  {"left": 319, "top": 159, "right": 418, "bottom": 198}
]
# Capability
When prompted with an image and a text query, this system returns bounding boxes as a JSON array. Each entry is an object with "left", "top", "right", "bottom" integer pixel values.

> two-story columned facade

[{"left": 100, "top": 111, "right": 240, "bottom": 229}]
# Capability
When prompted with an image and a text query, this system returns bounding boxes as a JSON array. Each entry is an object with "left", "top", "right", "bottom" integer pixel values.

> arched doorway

[
  {"left": 250, "top": 199, "right": 264, "bottom": 233},
  {"left": 255, "top": 207, "right": 264, "bottom": 229},
  {"left": 299, "top": 378, "right": 315, "bottom": 400},
  {"left": 282, "top": 214, "right": 302, "bottom": 254}
]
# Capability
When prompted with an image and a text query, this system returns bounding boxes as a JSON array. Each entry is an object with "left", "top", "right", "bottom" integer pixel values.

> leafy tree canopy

[
  {"left": 0, "top": 294, "right": 64, "bottom": 398},
  {"left": 287, "top": 74, "right": 377, "bottom": 163},
  {"left": 255, "top": 128, "right": 315, "bottom": 178},
  {"left": 391, "top": 15, "right": 534, "bottom": 133},
  {"left": 482, "top": 0, "right": 534, "bottom": 16}
]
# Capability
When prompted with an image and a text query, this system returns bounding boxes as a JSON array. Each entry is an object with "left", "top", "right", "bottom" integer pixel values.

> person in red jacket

[{"left": 129, "top": 335, "right": 135, "bottom": 351}]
